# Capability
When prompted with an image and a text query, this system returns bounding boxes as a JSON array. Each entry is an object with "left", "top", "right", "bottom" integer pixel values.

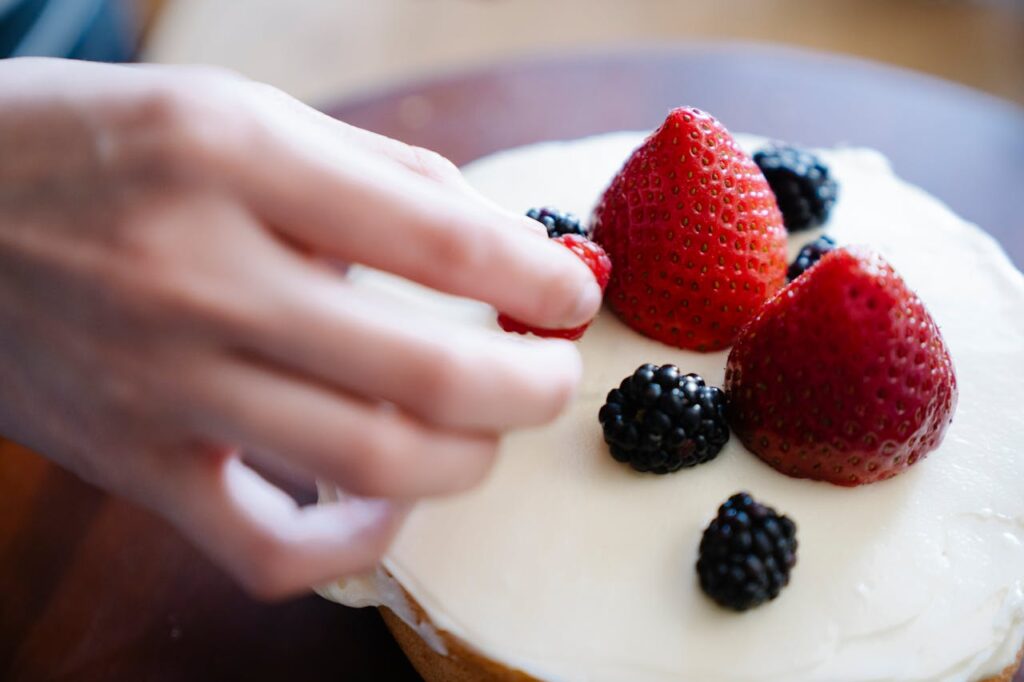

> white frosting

[
  {"left": 315, "top": 483, "right": 448, "bottom": 655},
  {"left": 319, "top": 133, "right": 1024, "bottom": 681}
]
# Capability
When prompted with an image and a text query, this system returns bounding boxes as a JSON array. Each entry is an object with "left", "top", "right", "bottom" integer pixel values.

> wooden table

[{"left": 3, "top": 46, "right": 1023, "bottom": 681}]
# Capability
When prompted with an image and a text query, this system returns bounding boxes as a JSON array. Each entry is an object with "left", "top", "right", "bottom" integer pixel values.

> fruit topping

[
  {"left": 599, "top": 364, "right": 729, "bottom": 474},
  {"left": 754, "top": 145, "right": 838, "bottom": 232},
  {"left": 697, "top": 492, "right": 798, "bottom": 612},
  {"left": 526, "top": 207, "right": 588, "bottom": 239},
  {"left": 497, "top": 234, "right": 611, "bottom": 340},
  {"left": 724, "top": 247, "right": 958, "bottom": 486},
  {"left": 592, "top": 107, "right": 787, "bottom": 351},
  {"left": 788, "top": 234, "right": 837, "bottom": 281}
]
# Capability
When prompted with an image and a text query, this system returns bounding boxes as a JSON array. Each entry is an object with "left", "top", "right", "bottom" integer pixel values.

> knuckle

[
  {"left": 108, "top": 202, "right": 179, "bottom": 265},
  {"left": 245, "top": 80, "right": 300, "bottom": 108},
  {"left": 134, "top": 85, "right": 207, "bottom": 144},
  {"left": 447, "top": 438, "right": 499, "bottom": 492},
  {"left": 123, "top": 83, "right": 247, "bottom": 170},
  {"left": 536, "top": 345, "right": 582, "bottom": 418},
  {"left": 118, "top": 256, "right": 240, "bottom": 332},
  {"left": 410, "top": 146, "right": 460, "bottom": 182},
  {"left": 410, "top": 350, "right": 473, "bottom": 423},
  {"left": 340, "top": 415, "right": 497, "bottom": 498},
  {"left": 176, "top": 63, "right": 246, "bottom": 87},
  {"left": 537, "top": 368, "right": 577, "bottom": 421},
  {"left": 430, "top": 222, "right": 486, "bottom": 271},
  {"left": 341, "top": 427, "right": 409, "bottom": 496},
  {"left": 106, "top": 203, "right": 262, "bottom": 333},
  {"left": 156, "top": 253, "right": 255, "bottom": 326}
]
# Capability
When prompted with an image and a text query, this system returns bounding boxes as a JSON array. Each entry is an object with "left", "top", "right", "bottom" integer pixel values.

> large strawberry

[
  {"left": 724, "top": 247, "right": 958, "bottom": 486},
  {"left": 591, "top": 107, "right": 787, "bottom": 351}
]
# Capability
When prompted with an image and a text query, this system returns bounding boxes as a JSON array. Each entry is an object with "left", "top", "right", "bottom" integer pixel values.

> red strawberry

[
  {"left": 724, "top": 247, "right": 958, "bottom": 486},
  {"left": 497, "top": 234, "right": 611, "bottom": 340},
  {"left": 592, "top": 107, "right": 787, "bottom": 351}
]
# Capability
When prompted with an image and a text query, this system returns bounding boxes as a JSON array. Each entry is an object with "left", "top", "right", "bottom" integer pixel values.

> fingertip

[
  {"left": 438, "top": 434, "right": 501, "bottom": 495},
  {"left": 518, "top": 337, "right": 583, "bottom": 424},
  {"left": 548, "top": 338, "right": 584, "bottom": 403},
  {"left": 341, "top": 496, "right": 410, "bottom": 539},
  {"left": 568, "top": 280, "right": 604, "bottom": 327},
  {"left": 545, "top": 268, "right": 603, "bottom": 329},
  {"left": 512, "top": 237, "right": 604, "bottom": 329}
]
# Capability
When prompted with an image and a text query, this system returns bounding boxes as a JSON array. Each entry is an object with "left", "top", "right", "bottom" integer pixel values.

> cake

[{"left": 317, "top": 125, "right": 1024, "bottom": 681}]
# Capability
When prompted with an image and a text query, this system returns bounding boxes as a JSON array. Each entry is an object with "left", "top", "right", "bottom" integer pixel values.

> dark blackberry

[
  {"left": 754, "top": 145, "right": 838, "bottom": 232},
  {"left": 787, "top": 234, "right": 836, "bottom": 281},
  {"left": 526, "top": 207, "right": 587, "bottom": 239},
  {"left": 598, "top": 364, "right": 729, "bottom": 474},
  {"left": 696, "top": 492, "right": 798, "bottom": 612}
]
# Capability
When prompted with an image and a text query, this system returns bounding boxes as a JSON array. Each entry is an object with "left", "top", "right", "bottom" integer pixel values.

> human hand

[{"left": 0, "top": 58, "right": 599, "bottom": 597}]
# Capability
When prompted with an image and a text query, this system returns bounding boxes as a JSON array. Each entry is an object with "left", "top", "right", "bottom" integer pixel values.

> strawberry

[
  {"left": 497, "top": 234, "right": 611, "bottom": 340},
  {"left": 724, "top": 247, "right": 958, "bottom": 486},
  {"left": 591, "top": 107, "right": 787, "bottom": 351}
]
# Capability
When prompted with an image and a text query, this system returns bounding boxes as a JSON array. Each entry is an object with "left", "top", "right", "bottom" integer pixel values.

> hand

[{"left": 0, "top": 58, "right": 599, "bottom": 597}]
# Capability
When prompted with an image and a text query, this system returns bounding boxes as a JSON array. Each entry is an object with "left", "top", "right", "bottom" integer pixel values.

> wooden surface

[{"left": 3, "top": 47, "right": 1023, "bottom": 681}]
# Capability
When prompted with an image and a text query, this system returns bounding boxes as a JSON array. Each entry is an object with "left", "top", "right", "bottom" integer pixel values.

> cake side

[{"left": 380, "top": 594, "right": 1023, "bottom": 682}]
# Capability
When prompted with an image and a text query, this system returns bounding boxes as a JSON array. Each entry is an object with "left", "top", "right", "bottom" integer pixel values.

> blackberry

[
  {"left": 754, "top": 145, "right": 838, "bottom": 232},
  {"left": 787, "top": 234, "right": 836, "bottom": 281},
  {"left": 598, "top": 364, "right": 729, "bottom": 474},
  {"left": 526, "top": 207, "right": 587, "bottom": 239},
  {"left": 697, "top": 492, "right": 798, "bottom": 612}
]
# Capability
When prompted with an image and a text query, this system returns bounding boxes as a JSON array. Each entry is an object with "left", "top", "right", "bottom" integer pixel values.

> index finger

[{"left": 223, "top": 105, "right": 603, "bottom": 329}]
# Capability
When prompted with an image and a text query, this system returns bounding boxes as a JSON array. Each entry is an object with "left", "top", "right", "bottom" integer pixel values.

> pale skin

[{"left": 0, "top": 58, "right": 599, "bottom": 598}]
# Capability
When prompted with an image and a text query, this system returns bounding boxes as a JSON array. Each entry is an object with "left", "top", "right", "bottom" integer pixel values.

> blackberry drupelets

[
  {"left": 697, "top": 492, "right": 798, "bottom": 611},
  {"left": 754, "top": 145, "right": 838, "bottom": 232},
  {"left": 788, "top": 234, "right": 837, "bottom": 281},
  {"left": 599, "top": 364, "right": 729, "bottom": 474},
  {"left": 526, "top": 207, "right": 587, "bottom": 239}
]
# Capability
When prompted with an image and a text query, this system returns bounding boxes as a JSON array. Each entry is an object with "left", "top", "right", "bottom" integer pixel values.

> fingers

[
  {"left": 227, "top": 256, "right": 582, "bottom": 431},
  {"left": 186, "top": 353, "right": 500, "bottom": 500},
  {"left": 123, "top": 195, "right": 581, "bottom": 433},
  {"left": 239, "top": 83, "right": 480, "bottom": 193},
  {"left": 41, "top": 60, "right": 582, "bottom": 328},
  {"left": 119, "top": 63, "right": 482, "bottom": 195},
  {"left": 222, "top": 107, "right": 600, "bottom": 329},
  {"left": 160, "top": 450, "right": 407, "bottom": 599},
  {"left": 145, "top": 176, "right": 583, "bottom": 434}
]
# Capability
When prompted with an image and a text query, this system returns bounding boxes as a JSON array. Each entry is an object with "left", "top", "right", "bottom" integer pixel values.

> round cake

[{"left": 318, "top": 130, "right": 1024, "bottom": 682}]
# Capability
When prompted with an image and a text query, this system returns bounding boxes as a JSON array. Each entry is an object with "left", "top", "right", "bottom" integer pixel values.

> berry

[
  {"left": 598, "top": 364, "right": 729, "bottom": 474},
  {"left": 724, "top": 247, "right": 958, "bottom": 486},
  {"left": 788, "top": 234, "right": 836, "bottom": 281},
  {"left": 526, "top": 207, "right": 587, "bottom": 239},
  {"left": 697, "top": 492, "right": 798, "bottom": 612},
  {"left": 754, "top": 145, "right": 838, "bottom": 232},
  {"left": 592, "top": 107, "right": 787, "bottom": 351},
  {"left": 497, "top": 234, "right": 611, "bottom": 340}
]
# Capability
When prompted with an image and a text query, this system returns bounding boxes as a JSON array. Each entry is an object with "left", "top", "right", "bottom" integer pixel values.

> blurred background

[{"left": 1, "top": 0, "right": 1022, "bottom": 106}]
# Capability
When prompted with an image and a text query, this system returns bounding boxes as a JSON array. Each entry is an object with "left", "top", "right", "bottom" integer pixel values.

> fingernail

[{"left": 569, "top": 280, "right": 603, "bottom": 326}]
